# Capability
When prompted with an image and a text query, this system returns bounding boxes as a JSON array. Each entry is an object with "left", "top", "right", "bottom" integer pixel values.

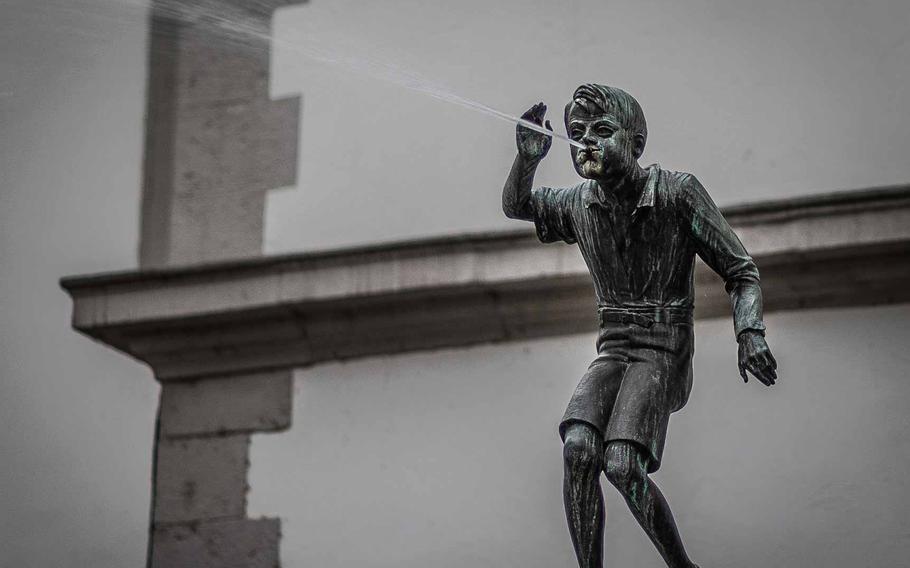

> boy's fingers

[
  {"left": 752, "top": 365, "right": 775, "bottom": 386},
  {"left": 755, "top": 355, "right": 777, "bottom": 384}
]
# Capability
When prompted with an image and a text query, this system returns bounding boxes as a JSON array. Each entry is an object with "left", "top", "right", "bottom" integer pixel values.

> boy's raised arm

[{"left": 502, "top": 102, "right": 552, "bottom": 221}]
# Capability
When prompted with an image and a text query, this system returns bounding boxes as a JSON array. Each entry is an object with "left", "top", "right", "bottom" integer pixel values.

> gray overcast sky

[{"left": 1, "top": 1, "right": 154, "bottom": 566}]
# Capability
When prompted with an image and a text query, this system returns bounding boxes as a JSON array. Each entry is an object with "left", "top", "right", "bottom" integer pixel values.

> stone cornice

[{"left": 62, "top": 186, "right": 910, "bottom": 381}]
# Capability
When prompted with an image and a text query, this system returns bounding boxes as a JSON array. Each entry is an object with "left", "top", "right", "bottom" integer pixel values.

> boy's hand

[
  {"left": 738, "top": 331, "right": 778, "bottom": 386},
  {"left": 517, "top": 102, "right": 552, "bottom": 163}
]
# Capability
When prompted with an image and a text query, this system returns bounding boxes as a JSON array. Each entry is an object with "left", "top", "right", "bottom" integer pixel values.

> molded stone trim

[
  {"left": 161, "top": 371, "right": 293, "bottom": 437},
  {"left": 62, "top": 186, "right": 910, "bottom": 382}
]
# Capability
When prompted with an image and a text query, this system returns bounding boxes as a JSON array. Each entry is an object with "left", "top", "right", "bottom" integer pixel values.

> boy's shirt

[{"left": 531, "top": 165, "right": 765, "bottom": 337}]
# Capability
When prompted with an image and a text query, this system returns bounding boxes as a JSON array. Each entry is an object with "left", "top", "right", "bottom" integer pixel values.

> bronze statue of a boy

[{"left": 502, "top": 84, "right": 778, "bottom": 568}]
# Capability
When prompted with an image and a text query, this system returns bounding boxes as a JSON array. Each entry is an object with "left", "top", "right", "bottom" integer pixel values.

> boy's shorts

[{"left": 559, "top": 313, "right": 694, "bottom": 473}]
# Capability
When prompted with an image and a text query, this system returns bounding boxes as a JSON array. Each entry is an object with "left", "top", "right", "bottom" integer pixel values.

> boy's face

[{"left": 566, "top": 107, "right": 639, "bottom": 183}]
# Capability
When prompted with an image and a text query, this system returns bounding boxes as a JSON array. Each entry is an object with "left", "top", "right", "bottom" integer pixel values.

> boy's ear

[{"left": 632, "top": 134, "right": 646, "bottom": 159}]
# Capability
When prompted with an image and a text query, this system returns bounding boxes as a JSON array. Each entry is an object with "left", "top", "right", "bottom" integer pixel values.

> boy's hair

[{"left": 565, "top": 84, "right": 648, "bottom": 147}]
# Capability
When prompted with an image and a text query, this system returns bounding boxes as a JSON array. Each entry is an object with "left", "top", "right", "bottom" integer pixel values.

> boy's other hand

[{"left": 738, "top": 331, "right": 778, "bottom": 386}]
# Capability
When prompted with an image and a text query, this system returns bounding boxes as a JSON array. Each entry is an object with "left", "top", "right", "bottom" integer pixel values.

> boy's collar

[{"left": 583, "top": 164, "right": 660, "bottom": 209}]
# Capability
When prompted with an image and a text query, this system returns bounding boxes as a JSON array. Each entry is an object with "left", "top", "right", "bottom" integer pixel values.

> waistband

[{"left": 598, "top": 306, "right": 693, "bottom": 328}]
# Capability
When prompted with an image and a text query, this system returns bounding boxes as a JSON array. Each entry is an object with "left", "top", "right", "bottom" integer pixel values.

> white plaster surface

[
  {"left": 155, "top": 435, "right": 251, "bottom": 524},
  {"left": 161, "top": 371, "right": 292, "bottom": 436},
  {"left": 151, "top": 517, "right": 281, "bottom": 568},
  {"left": 265, "top": 0, "right": 910, "bottom": 253},
  {"left": 0, "top": 1, "right": 157, "bottom": 566},
  {"left": 250, "top": 304, "right": 910, "bottom": 567}
]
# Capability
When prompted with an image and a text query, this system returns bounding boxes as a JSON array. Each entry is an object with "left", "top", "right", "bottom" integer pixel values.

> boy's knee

[
  {"left": 603, "top": 441, "right": 647, "bottom": 491},
  {"left": 562, "top": 422, "right": 602, "bottom": 473}
]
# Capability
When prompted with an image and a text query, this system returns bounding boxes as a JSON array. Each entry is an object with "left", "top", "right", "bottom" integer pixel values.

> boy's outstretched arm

[
  {"left": 502, "top": 102, "right": 552, "bottom": 221},
  {"left": 681, "top": 174, "right": 779, "bottom": 387}
]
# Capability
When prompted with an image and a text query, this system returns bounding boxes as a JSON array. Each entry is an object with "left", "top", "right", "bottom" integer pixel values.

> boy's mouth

[{"left": 576, "top": 147, "right": 603, "bottom": 166}]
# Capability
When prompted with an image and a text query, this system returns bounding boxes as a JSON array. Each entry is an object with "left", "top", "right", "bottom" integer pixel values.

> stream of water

[{"left": 29, "top": 0, "right": 585, "bottom": 149}]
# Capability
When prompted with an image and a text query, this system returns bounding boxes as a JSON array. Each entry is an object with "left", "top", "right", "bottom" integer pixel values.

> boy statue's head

[{"left": 564, "top": 84, "right": 648, "bottom": 183}]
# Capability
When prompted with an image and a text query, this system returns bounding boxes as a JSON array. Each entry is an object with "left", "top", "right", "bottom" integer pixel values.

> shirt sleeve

[
  {"left": 680, "top": 174, "right": 766, "bottom": 338},
  {"left": 530, "top": 186, "right": 577, "bottom": 244}
]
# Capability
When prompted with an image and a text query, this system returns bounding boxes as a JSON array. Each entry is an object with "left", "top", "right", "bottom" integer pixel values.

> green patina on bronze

[{"left": 502, "top": 84, "right": 778, "bottom": 568}]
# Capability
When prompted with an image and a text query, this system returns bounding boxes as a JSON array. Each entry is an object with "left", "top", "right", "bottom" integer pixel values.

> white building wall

[{"left": 251, "top": 305, "right": 910, "bottom": 567}]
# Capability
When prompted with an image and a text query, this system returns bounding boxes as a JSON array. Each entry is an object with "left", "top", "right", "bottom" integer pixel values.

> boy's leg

[
  {"left": 603, "top": 440, "right": 698, "bottom": 568},
  {"left": 563, "top": 422, "right": 606, "bottom": 568}
]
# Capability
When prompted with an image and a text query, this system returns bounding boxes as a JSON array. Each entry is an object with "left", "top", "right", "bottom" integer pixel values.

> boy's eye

[
  {"left": 596, "top": 126, "right": 614, "bottom": 137},
  {"left": 570, "top": 129, "right": 584, "bottom": 140}
]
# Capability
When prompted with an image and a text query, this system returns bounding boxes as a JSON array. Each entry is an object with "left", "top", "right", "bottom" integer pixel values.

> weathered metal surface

[{"left": 509, "top": 85, "right": 757, "bottom": 567}]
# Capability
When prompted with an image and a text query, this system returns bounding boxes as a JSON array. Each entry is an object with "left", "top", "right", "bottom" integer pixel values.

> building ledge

[{"left": 61, "top": 186, "right": 910, "bottom": 380}]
